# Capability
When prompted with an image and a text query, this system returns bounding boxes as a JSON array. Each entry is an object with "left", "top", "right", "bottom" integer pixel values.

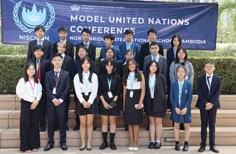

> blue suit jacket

[
  {"left": 195, "top": 74, "right": 221, "bottom": 110},
  {"left": 118, "top": 42, "right": 140, "bottom": 63},
  {"left": 27, "top": 39, "right": 53, "bottom": 61},
  {"left": 170, "top": 79, "right": 193, "bottom": 123},
  {"left": 99, "top": 47, "right": 121, "bottom": 62},
  {"left": 45, "top": 69, "right": 70, "bottom": 108}
]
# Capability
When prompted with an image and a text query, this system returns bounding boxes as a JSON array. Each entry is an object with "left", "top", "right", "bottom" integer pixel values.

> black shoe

[
  {"left": 66, "top": 125, "right": 69, "bottom": 131},
  {"left": 148, "top": 142, "right": 155, "bottom": 149},
  {"left": 39, "top": 126, "right": 46, "bottom": 132},
  {"left": 110, "top": 142, "right": 117, "bottom": 150},
  {"left": 73, "top": 125, "right": 80, "bottom": 131},
  {"left": 125, "top": 125, "right": 128, "bottom": 131},
  {"left": 60, "top": 143, "right": 68, "bottom": 151},
  {"left": 154, "top": 142, "right": 161, "bottom": 149},
  {"left": 44, "top": 144, "right": 54, "bottom": 151},
  {"left": 87, "top": 146, "right": 92, "bottom": 151},
  {"left": 198, "top": 146, "right": 205, "bottom": 152},
  {"left": 175, "top": 144, "right": 180, "bottom": 151},
  {"left": 93, "top": 127, "right": 96, "bottom": 130},
  {"left": 99, "top": 142, "right": 108, "bottom": 150},
  {"left": 79, "top": 145, "right": 86, "bottom": 151},
  {"left": 182, "top": 144, "right": 189, "bottom": 151},
  {"left": 146, "top": 126, "right": 149, "bottom": 130},
  {"left": 210, "top": 146, "right": 219, "bottom": 153}
]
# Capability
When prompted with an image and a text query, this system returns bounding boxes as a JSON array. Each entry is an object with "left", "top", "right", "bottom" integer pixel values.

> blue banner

[{"left": 1, "top": 0, "right": 218, "bottom": 50}]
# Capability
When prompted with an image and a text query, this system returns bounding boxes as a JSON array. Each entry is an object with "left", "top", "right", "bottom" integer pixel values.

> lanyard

[
  {"left": 29, "top": 80, "right": 35, "bottom": 95},
  {"left": 107, "top": 77, "right": 112, "bottom": 91},
  {"left": 128, "top": 74, "right": 135, "bottom": 90}
]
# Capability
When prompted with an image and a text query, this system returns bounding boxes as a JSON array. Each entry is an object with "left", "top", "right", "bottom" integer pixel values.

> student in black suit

[
  {"left": 53, "top": 26, "right": 75, "bottom": 60},
  {"left": 76, "top": 28, "right": 96, "bottom": 61},
  {"left": 139, "top": 28, "right": 164, "bottom": 70},
  {"left": 72, "top": 47, "right": 97, "bottom": 131},
  {"left": 16, "top": 63, "right": 42, "bottom": 153},
  {"left": 28, "top": 46, "right": 50, "bottom": 132},
  {"left": 44, "top": 54, "right": 70, "bottom": 151},
  {"left": 144, "top": 61, "right": 166, "bottom": 150},
  {"left": 57, "top": 42, "right": 72, "bottom": 130},
  {"left": 98, "top": 59, "right": 121, "bottom": 150},
  {"left": 73, "top": 57, "right": 98, "bottom": 151},
  {"left": 27, "top": 25, "right": 53, "bottom": 61},
  {"left": 99, "top": 47, "right": 122, "bottom": 77},
  {"left": 196, "top": 61, "right": 221, "bottom": 153}
]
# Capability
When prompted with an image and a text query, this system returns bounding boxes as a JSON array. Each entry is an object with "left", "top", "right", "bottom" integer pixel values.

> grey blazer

[
  {"left": 169, "top": 60, "right": 194, "bottom": 84},
  {"left": 143, "top": 54, "right": 167, "bottom": 77}
]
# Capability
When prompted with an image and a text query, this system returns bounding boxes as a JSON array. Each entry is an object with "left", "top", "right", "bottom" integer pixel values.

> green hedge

[{"left": 0, "top": 55, "right": 235, "bottom": 94}]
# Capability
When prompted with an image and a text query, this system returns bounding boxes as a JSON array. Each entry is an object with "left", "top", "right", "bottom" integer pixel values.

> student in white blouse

[
  {"left": 73, "top": 56, "right": 98, "bottom": 151},
  {"left": 16, "top": 62, "right": 42, "bottom": 153}
]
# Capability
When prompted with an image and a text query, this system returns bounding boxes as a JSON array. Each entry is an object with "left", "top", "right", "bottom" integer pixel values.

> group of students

[{"left": 16, "top": 25, "right": 221, "bottom": 153}]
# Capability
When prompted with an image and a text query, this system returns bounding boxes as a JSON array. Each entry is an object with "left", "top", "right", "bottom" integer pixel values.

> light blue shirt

[
  {"left": 149, "top": 74, "right": 156, "bottom": 99},
  {"left": 151, "top": 54, "right": 160, "bottom": 62},
  {"left": 178, "top": 80, "right": 184, "bottom": 106}
]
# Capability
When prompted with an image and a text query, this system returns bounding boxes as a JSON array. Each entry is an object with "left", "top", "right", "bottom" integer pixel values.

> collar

[
  {"left": 83, "top": 41, "right": 90, "bottom": 45},
  {"left": 178, "top": 80, "right": 184, "bottom": 85},
  {"left": 83, "top": 71, "right": 90, "bottom": 76},
  {"left": 37, "top": 38, "right": 44, "bottom": 42},
  {"left": 61, "top": 53, "right": 65, "bottom": 58},
  {"left": 206, "top": 73, "right": 214, "bottom": 78},
  {"left": 152, "top": 54, "right": 160, "bottom": 59},
  {"left": 60, "top": 39, "right": 67, "bottom": 44},
  {"left": 54, "top": 69, "right": 61, "bottom": 73}
]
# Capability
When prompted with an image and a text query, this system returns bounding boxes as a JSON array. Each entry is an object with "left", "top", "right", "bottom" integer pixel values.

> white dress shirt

[
  {"left": 73, "top": 72, "right": 98, "bottom": 104},
  {"left": 206, "top": 73, "right": 213, "bottom": 90},
  {"left": 16, "top": 78, "right": 42, "bottom": 103}
]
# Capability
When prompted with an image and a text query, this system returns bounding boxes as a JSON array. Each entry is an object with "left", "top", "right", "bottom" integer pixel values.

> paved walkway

[{"left": 0, "top": 146, "right": 235, "bottom": 154}]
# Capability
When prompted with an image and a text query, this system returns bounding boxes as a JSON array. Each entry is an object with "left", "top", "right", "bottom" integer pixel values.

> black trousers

[
  {"left": 20, "top": 100, "right": 40, "bottom": 152},
  {"left": 38, "top": 90, "right": 47, "bottom": 128},
  {"left": 47, "top": 103, "right": 67, "bottom": 145},
  {"left": 200, "top": 108, "right": 217, "bottom": 147}
]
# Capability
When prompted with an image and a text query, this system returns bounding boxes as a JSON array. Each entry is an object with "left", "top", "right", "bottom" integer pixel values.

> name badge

[
  {"left": 52, "top": 87, "right": 56, "bottom": 94},
  {"left": 130, "top": 91, "right": 134, "bottom": 98},
  {"left": 108, "top": 91, "right": 113, "bottom": 98}
]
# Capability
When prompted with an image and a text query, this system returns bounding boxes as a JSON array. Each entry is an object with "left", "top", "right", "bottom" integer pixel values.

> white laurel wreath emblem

[{"left": 13, "top": 1, "right": 55, "bottom": 33}]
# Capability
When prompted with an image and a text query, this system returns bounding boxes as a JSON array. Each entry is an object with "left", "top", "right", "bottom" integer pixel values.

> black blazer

[
  {"left": 27, "top": 39, "right": 53, "bottom": 61},
  {"left": 76, "top": 42, "right": 96, "bottom": 61},
  {"left": 61, "top": 55, "right": 72, "bottom": 78},
  {"left": 28, "top": 58, "right": 50, "bottom": 89},
  {"left": 195, "top": 74, "right": 221, "bottom": 110},
  {"left": 53, "top": 40, "right": 74, "bottom": 60},
  {"left": 139, "top": 42, "right": 164, "bottom": 70},
  {"left": 98, "top": 73, "right": 121, "bottom": 103},
  {"left": 144, "top": 74, "right": 167, "bottom": 113},
  {"left": 99, "top": 60, "right": 122, "bottom": 78},
  {"left": 45, "top": 69, "right": 70, "bottom": 108},
  {"left": 167, "top": 48, "right": 175, "bottom": 70}
]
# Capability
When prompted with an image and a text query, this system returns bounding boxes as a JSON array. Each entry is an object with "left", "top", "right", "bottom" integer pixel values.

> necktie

[
  {"left": 55, "top": 71, "right": 59, "bottom": 79},
  {"left": 84, "top": 43, "right": 88, "bottom": 49},
  {"left": 37, "top": 60, "right": 41, "bottom": 82},
  {"left": 207, "top": 76, "right": 211, "bottom": 88},
  {"left": 38, "top": 40, "right": 42, "bottom": 46}
]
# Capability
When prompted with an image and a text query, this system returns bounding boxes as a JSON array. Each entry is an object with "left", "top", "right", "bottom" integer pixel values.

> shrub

[{"left": 0, "top": 55, "right": 235, "bottom": 94}]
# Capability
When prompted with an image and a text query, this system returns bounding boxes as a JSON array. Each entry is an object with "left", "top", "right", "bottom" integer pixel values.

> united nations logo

[{"left": 13, "top": 1, "right": 55, "bottom": 33}]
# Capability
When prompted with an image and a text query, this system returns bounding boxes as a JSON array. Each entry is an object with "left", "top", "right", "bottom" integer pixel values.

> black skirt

[
  {"left": 145, "top": 99, "right": 166, "bottom": 117},
  {"left": 124, "top": 89, "right": 143, "bottom": 125},
  {"left": 99, "top": 97, "right": 121, "bottom": 116},
  {"left": 77, "top": 93, "right": 98, "bottom": 115}
]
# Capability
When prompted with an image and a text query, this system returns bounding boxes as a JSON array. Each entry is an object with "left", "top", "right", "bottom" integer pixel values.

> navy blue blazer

[
  {"left": 170, "top": 79, "right": 192, "bottom": 123},
  {"left": 45, "top": 69, "right": 70, "bottom": 108},
  {"left": 167, "top": 48, "right": 175, "bottom": 70},
  {"left": 76, "top": 42, "right": 96, "bottom": 61},
  {"left": 27, "top": 39, "right": 53, "bottom": 61},
  {"left": 99, "top": 47, "right": 122, "bottom": 62},
  {"left": 61, "top": 55, "right": 72, "bottom": 79},
  {"left": 118, "top": 42, "right": 140, "bottom": 63},
  {"left": 195, "top": 74, "right": 221, "bottom": 110},
  {"left": 53, "top": 40, "right": 75, "bottom": 60}
]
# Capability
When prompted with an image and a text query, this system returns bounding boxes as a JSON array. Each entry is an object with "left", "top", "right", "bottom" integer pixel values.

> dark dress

[
  {"left": 77, "top": 93, "right": 98, "bottom": 115},
  {"left": 124, "top": 73, "right": 143, "bottom": 125},
  {"left": 144, "top": 74, "right": 167, "bottom": 117},
  {"left": 98, "top": 73, "right": 121, "bottom": 116}
]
